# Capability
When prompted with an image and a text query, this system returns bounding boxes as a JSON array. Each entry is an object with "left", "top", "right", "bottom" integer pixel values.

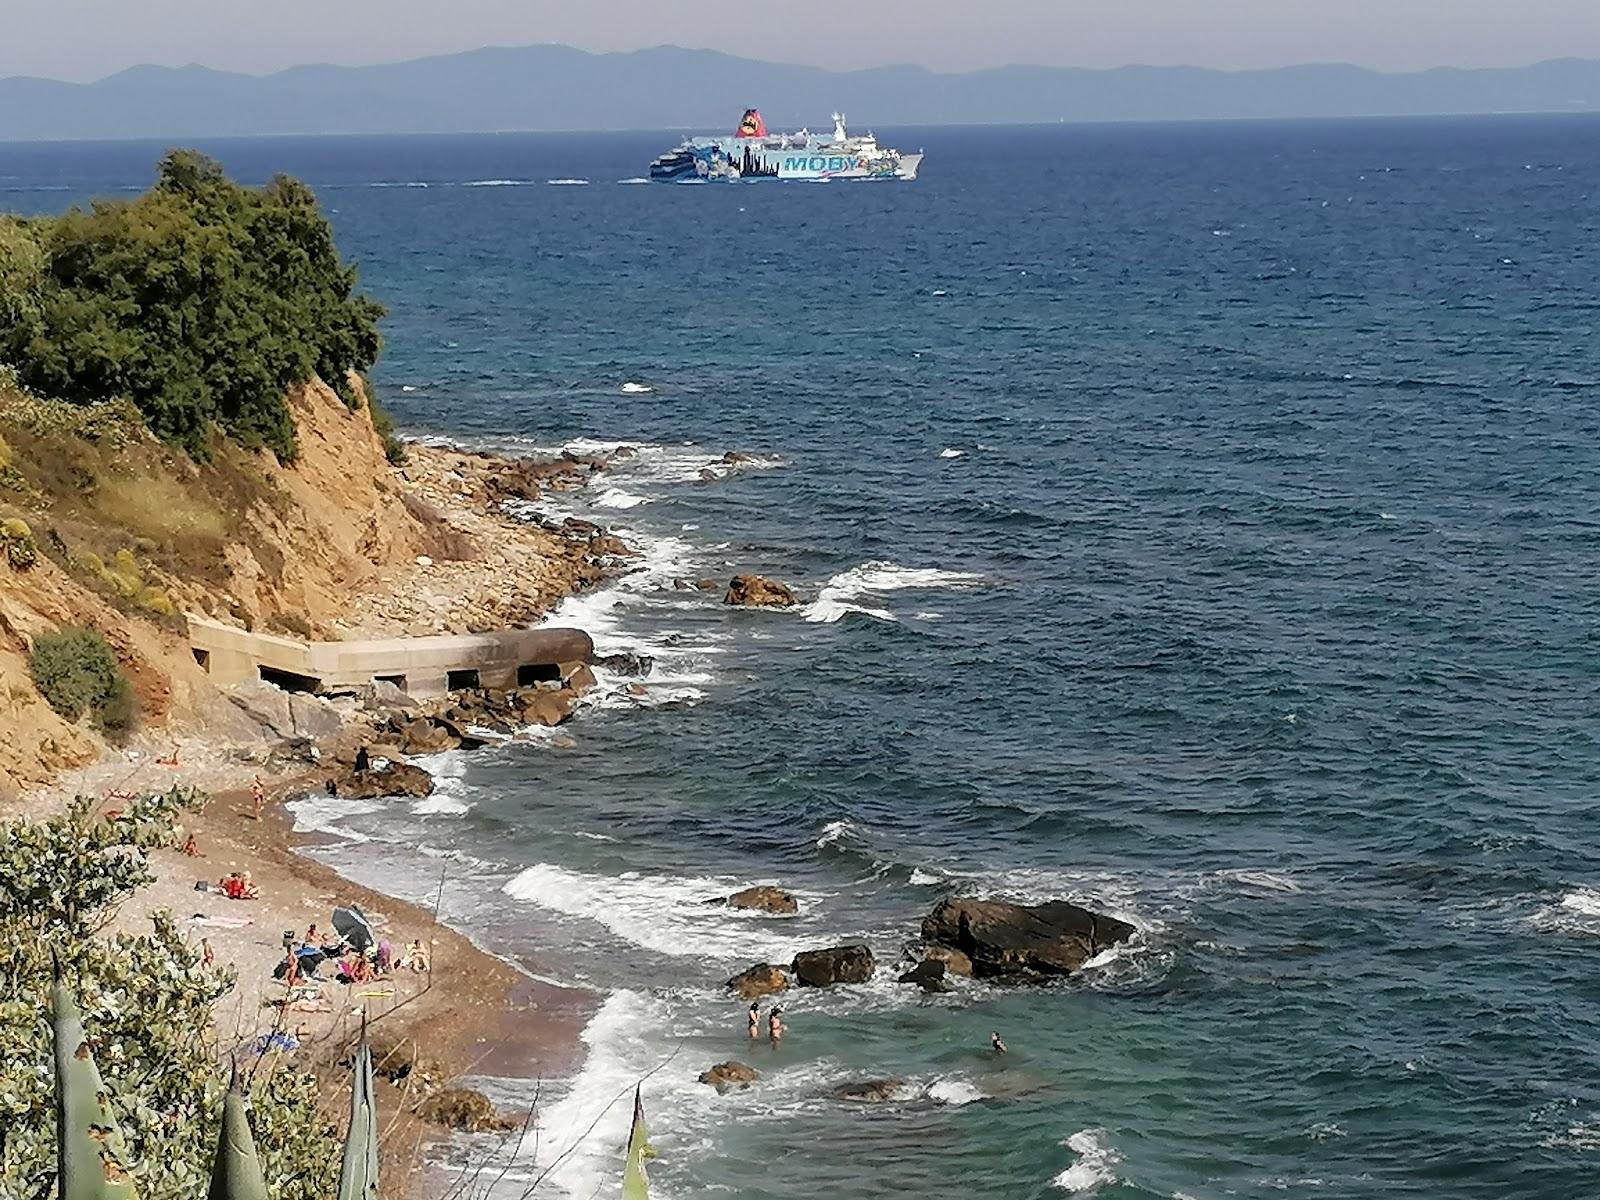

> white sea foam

[
  {"left": 815, "top": 819, "right": 859, "bottom": 848},
  {"left": 802, "top": 560, "right": 986, "bottom": 624},
  {"left": 286, "top": 795, "right": 380, "bottom": 839},
  {"left": 547, "top": 178, "right": 590, "bottom": 185},
  {"left": 1533, "top": 886, "right": 1600, "bottom": 934},
  {"left": 593, "top": 487, "right": 650, "bottom": 509},
  {"left": 462, "top": 178, "right": 533, "bottom": 187},
  {"left": 617, "top": 177, "right": 652, "bottom": 185},
  {"left": 501, "top": 863, "right": 802, "bottom": 961},
  {"left": 1216, "top": 868, "right": 1303, "bottom": 893},
  {"left": 1052, "top": 1128, "right": 1122, "bottom": 1192},
  {"left": 1541, "top": 1119, "right": 1600, "bottom": 1151},
  {"left": 939, "top": 447, "right": 967, "bottom": 458},
  {"left": 909, "top": 867, "right": 945, "bottom": 886},
  {"left": 927, "top": 1076, "right": 984, "bottom": 1106},
  {"left": 620, "top": 381, "right": 654, "bottom": 395},
  {"left": 529, "top": 989, "right": 693, "bottom": 1200}
]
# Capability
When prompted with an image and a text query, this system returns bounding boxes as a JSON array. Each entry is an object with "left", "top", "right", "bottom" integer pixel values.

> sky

[{"left": 5, "top": 0, "right": 1599, "bottom": 82}]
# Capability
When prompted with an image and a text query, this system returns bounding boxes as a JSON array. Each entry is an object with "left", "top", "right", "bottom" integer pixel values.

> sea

[{"left": 6, "top": 114, "right": 1600, "bottom": 1199}]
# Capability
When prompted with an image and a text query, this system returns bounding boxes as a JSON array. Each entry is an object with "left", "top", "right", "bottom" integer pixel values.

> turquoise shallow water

[{"left": 9, "top": 115, "right": 1600, "bottom": 1197}]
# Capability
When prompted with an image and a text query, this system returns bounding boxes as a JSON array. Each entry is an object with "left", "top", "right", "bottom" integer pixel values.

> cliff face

[{"left": 0, "top": 377, "right": 439, "bottom": 802}]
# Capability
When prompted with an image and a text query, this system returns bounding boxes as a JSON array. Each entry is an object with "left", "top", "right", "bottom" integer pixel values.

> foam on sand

[
  {"left": 1051, "top": 1128, "right": 1123, "bottom": 1192},
  {"left": 501, "top": 863, "right": 803, "bottom": 961},
  {"left": 803, "top": 560, "right": 986, "bottom": 624}
]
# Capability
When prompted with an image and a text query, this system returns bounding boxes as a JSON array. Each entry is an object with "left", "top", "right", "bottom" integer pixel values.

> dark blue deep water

[{"left": 8, "top": 116, "right": 1600, "bottom": 1198}]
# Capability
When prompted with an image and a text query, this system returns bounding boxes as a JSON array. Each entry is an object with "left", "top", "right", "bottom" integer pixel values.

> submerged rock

[
  {"left": 791, "top": 944, "right": 875, "bottom": 988},
  {"left": 416, "top": 1087, "right": 516, "bottom": 1132},
  {"left": 724, "top": 574, "right": 798, "bottom": 608},
  {"left": 726, "top": 963, "right": 789, "bottom": 999},
  {"left": 831, "top": 1078, "right": 905, "bottom": 1104},
  {"left": 902, "top": 942, "right": 974, "bottom": 977},
  {"left": 593, "top": 651, "right": 655, "bottom": 676},
  {"left": 698, "top": 1061, "right": 759, "bottom": 1092},
  {"left": 920, "top": 898, "right": 1135, "bottom": 980},
  {"left": 708, "top": 885, "right": 799, "bottom": 915}
]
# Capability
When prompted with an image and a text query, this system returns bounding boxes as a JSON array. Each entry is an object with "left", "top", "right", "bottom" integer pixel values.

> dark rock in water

[
  {"left": 708, "top": 885, "right": 799, "bottom": 915},
  {"left": 902, "top": 941, "right": 974, "bottom": 977},
  {"left": 696, "top": 578, "right": 719, "bottom": 591},
  {"left": 920, "top": 898, "right": 1135, "bottom": 980},
  {"left": 792, "top": 944, "right": 875, "bottom": 987},
  {"left": 831, "top": 1078, "right": 905, "bottom": 1103},
  {"left": 417, "top": 1087, "right": 516, "bottom": 1132},
  {"left": 698, "top": 1061, "right": 759, "bottom": 1091},
  {"left": 724, "top": 573, "right": 798, "bottom": 608},
  {"left": 327, "top": 761, "right": 434, "bottom": 800},
  {"left": 722, "top": 451, "right": 755, "bottom": 464},
  {"left": 727, "top": 963, "right": 789, "bottom": 999},
  {"left": 593, "top": 652, "right": 655, "bottom": 677},
  {"left": 897, "top": 959, "right": 950, "bottom": 992}
]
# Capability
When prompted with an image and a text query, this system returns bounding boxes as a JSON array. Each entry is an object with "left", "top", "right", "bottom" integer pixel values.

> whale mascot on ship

[{"left": 736, "top": 108, "right": 767, "bottom": 138}]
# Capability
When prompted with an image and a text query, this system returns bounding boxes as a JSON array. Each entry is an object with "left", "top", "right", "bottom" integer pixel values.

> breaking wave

[{"left": 802, "top": 560, "right": 986, "bottom": 624}]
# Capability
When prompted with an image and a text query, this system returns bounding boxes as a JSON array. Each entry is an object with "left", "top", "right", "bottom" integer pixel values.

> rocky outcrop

[
  {"left": 708, "top": 885, "right": 799, "bottom": 915},
  {"left": 724, "top": 575, "right": 798, "bottom": 608},
  {"left": 920, "top": 898, "right": 1135, "bottom": 980},
  {"left": 226, "top": 680, "right": 345, "bottom": 742},
  {"left": 727, "top": 963, "right": 789, "bottom": 999},
  {"left": 831, "top": 1079, "right": 905, "bottom": 1103},
  {"left": 897, "top": 960, "right": 950, "bottom": 993},
  {"left": 327, "top": 759, "right": 434, "bottom": 800},
  {"left": 791, "top": 944, "right": 875, "bottom": 988},
  {"left": 416, "top": 1087, "right": 516, "bottom": 1132},
  {"left": 593, "top": 652, "right": 654, "bottom": 676},
  {"left": 699, "top": 1061, "right": 759, "bottom": 1092}
]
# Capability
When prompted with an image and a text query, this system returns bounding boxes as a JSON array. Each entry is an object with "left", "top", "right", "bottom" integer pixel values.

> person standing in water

[
  {"left": 990, "top": 1032, "right": 1008, "bottom": 1055},
  {"left": 747, "top": 1001, "right": 761, "bottom": 1039},
  {"left": 768, "top": 1006, "right": 785, "bottom": 1045}
]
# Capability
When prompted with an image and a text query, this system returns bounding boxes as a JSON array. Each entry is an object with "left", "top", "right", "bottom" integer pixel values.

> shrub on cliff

[
  {"left": 0, "top": 150, "right": 384, "bottom": 461},
  {"left": 28, "top": 626, "right": 136, "bottom": 738},
  {"left": 0, "top": 790, "right": 341, "bottom": 1199}
]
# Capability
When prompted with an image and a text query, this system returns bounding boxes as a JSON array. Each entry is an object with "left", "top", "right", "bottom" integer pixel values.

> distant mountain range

[{"left": 4, "top": 45, "right": 1600, "bottom": 140}]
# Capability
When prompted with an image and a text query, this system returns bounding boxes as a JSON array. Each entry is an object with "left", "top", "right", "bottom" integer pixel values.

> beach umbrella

[
  {"left": 52, "top": 974, "right": 139, "bottom": 1200},
  {"left": 332, "top": 906, "right": 375, "bottom": 953},
  {"left": 206, "top": 1074, "right": 269, "bottom": 1200}
]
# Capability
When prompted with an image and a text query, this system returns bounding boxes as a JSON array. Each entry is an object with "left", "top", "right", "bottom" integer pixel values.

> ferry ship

[{"left": 648, "top": 110, "right": 923, "bottom": 183}]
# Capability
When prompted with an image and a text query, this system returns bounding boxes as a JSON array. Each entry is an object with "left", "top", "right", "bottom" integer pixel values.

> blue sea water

[{"left": 8, "top": 116, "right": 1600, "bottom": 1198}]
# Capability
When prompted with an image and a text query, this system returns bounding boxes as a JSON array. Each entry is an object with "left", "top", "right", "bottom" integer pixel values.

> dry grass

[{"left": 90, "top": 470, "right": 228, "bottom": 544}]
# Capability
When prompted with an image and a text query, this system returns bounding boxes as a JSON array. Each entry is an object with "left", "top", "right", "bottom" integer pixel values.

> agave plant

[
  {"left": 52, "top": 976, "right": 138, "bottom": 1200},
  {"left": 206, "top": 1071, "right": 269, "bottom": 1200},
  {"left": 337, "top": 1035, "right": 380, "bottom": 1200}
]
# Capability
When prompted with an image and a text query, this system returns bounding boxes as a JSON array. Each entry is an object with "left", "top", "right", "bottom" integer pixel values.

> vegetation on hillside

[
  {"left": 0, "top": 790, "right": 340, "bottom": 1199},
  {"left": 0, "top": 151, "right": 385, "bottom": 461},
  {"left": 28, "top": 627, "right": 137, "bottom": 739}
]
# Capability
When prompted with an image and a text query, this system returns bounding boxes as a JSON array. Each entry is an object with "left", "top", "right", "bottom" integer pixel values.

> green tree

[{"left": 0, "top": 151, "right": 384, "bottom": 461}]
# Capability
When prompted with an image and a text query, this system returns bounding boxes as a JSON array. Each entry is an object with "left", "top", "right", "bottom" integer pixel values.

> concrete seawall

[{"left": 188, "top": 615, "right": 593, "bottom": 699}]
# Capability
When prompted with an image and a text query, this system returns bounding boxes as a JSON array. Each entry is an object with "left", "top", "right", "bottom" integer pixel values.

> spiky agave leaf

[
  {"left": 335, "top": 1037, "right": 379, "bottom": 1200},
  {"left": 52, "top": 977, "right": 138, "bottom": 1200},
  {"left": 206, "top": 1073, "right": 268, "bottom": 1200}
]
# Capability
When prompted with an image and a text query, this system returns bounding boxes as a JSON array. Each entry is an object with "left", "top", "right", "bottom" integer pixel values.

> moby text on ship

[{"left": 649, "top": 110, "right": 924, "bottom": 183}]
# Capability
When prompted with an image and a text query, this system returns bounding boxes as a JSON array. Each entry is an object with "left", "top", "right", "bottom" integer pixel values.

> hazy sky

[{"left": 7, "top": 0, "right": 1599, "bottom": 82}]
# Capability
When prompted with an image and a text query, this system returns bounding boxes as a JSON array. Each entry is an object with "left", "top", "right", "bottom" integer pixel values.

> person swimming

[
  {"left": 990, "top": 1032, "right": 1008, "bottom": 1054},
  {"left": 768, "top": 1006, "right": 785, "bottom": 1044},
  {"left": 748, "top": 1001, "right": 761, "bottom": 1039}
]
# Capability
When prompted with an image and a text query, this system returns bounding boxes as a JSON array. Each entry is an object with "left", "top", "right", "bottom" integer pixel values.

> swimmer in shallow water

[
  {"left": 769, "top": 1006, "right": 785, "bottom": 1044},
  {"left": 748, "top": 1001, "right": 761, "bottom": 1039},
  {"left": 991, "top": 1032, "right": 1008, "bottom": 1055}
]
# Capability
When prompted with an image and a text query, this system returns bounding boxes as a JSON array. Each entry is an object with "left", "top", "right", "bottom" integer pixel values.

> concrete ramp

[{"left": 188, "top": 615, "right": 593, "bottom": 699}]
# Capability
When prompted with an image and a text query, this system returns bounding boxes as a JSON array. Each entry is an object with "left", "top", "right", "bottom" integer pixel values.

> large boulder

[
  {"left": 791, "top": 944, "right": 875, "bottom": 988},
  {"left": 327, "top": 760, "right": 434, "bottom": 800},
  {"left": 724, "top": 574, "right": 798, "bottom": 608},
  {"left": 226, "top": 680, "right": 345, "bottom": 741},
  {"left": 903, "top": 942, "right": 973, "bottom": 977},
  {"left": 920, "top": 898, "right": 1135, "bottom": 980},
  {"left": 708, "top": 886, "right": 799, "bottom": 915},
  {"left": 727, "top": 963, "right": 789, "bottom": 999},
  {"left": 518, "top": 687, "right": 579, "bottom": 727},
  {"left": 698, "top": 1061, "right": 759, "bottom": 1092},
  {"left": 397, "top": 717, "right": 459, "bottom": 755},
  {"left": 560, "top": 662, "right": 598, "bottom": 695}
]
